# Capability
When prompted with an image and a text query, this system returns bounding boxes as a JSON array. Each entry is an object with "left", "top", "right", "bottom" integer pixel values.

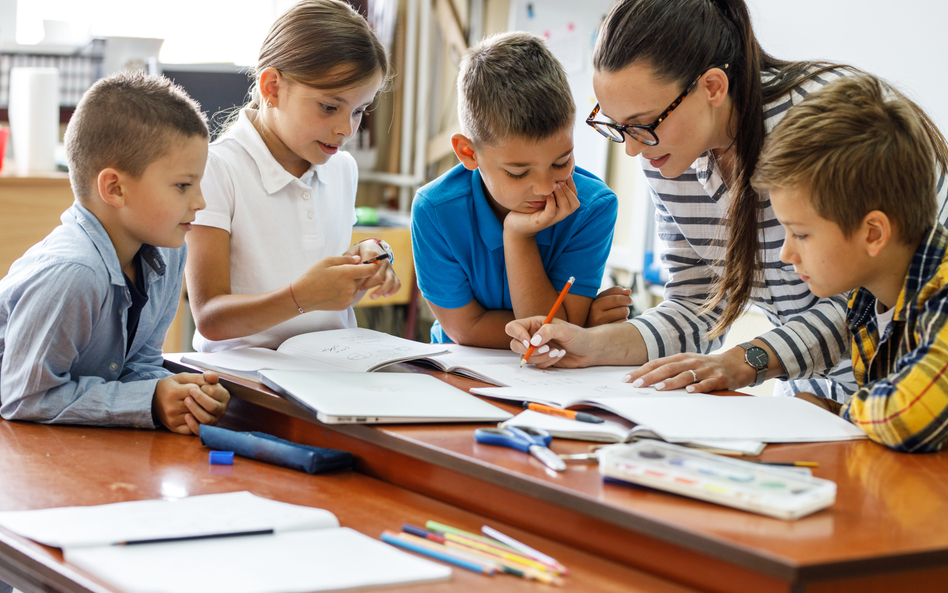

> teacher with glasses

[{"left": 506, "top": 0, "right": 948, "bottom": 400}]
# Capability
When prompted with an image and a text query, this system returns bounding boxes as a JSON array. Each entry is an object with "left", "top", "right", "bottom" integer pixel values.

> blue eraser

[{"left": 209, "top": 450, "right": 235, "bottom": 465}]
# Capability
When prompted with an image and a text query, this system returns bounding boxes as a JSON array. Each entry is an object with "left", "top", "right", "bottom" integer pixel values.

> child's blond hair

[
  {"left": 64, "top": 71, "right": 208, "bottom": 202},
  {"left": 754, "top": 74, "right": 948, "bottom": 244},
  {"left": 457, "top": 31, "right": 574, "bottom": 147}
]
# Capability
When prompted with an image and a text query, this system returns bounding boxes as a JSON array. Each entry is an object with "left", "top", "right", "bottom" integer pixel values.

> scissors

[{"left": 474, "top": 426, "right": 566, "bottom": 472}]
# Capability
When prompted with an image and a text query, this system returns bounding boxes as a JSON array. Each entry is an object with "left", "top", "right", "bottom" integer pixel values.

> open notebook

[
  {"left": 181, "top": 328, "right": 449, "bottom": 381},
  {"left": 0, "top": 492, "right": 450, "bottom": 593},
  {"left": 486, "top": 391, "right": 867, "bottom": 444},
  {"left": 182, "top": 339, "right": 649, "bottom": 392},
  {"left": 501, "top": 410, "right": 766, "bottom": 455}
]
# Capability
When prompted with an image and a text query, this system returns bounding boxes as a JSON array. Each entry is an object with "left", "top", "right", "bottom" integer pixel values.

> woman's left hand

[{"left": 623, "top": 349, "right": 755, "bottom": 393}]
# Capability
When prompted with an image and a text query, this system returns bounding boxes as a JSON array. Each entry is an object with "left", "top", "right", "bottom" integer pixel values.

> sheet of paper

[
  {"left": 0, "top": 492, "right": 338, "bottom": 548},
  {"left": 182, "top": 348, "right": 332, "bottom": 378},
  {"left": 460, "top": 364, "right": 642, "bottom": 388},
  {"left": 64, "top": 527, "right": 451, "bottom": 593},
  {"left": 428, "top": 344, "right": 522, "bottom": 369},
  {"left": 471, "top": 378, "right": 697, "bottom": 400},
  {"left": 277, "top": 328, "right": 447, "bottom": 372},
  {"left": 600, "top": 396, "right": 868, "bottom": 443}
]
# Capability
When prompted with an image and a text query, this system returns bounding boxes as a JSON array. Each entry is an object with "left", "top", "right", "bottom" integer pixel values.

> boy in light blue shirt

[
  {"left": 0, "top": 72, "right": 230, "bottom": 436},
  {"left": 412, "top": 32, "right": 618, "bottom": 347}
]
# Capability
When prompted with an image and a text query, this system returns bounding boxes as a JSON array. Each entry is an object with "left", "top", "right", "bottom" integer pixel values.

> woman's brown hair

[{"left": 593, "top": 0, "right": 849, "bottom": 337}]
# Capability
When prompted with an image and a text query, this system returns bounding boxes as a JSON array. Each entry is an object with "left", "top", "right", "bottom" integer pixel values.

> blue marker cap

[{"left": 209, "top": 450, "right": 235, "bottom": 465}]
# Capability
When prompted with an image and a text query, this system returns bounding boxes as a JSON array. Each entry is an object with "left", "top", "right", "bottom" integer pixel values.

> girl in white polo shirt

[{"left": 186, "top": 0, "right": 398, "bottom": 352}]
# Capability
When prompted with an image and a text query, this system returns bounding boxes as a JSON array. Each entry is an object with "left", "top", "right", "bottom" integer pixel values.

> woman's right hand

[
  {"left": 293, "top": 255, "right": 380, "bottom": 311},
  {"left": 505, "top": 316, "right": 596, "bottom": 369}
]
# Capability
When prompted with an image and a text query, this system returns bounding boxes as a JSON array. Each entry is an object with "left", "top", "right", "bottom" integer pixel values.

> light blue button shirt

[{"left": 0, "top": 202, "right": 185, "bottom": 427}]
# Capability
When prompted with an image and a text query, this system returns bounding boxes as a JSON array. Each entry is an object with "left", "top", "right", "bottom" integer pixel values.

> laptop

[{"left": 259, "top": 370, "right": 512, "bottom": 424}]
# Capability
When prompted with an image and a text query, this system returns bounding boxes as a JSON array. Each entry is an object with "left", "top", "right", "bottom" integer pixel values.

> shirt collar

[
  {"left": 847, "top": 223, "right": 947, "bottom": 329},
  {"left": 228, "top": 109, "right": 325, "bottom": 194},
  {"left": 470, "top": 169, "right": 504, "bottom": 250},
  {"left": 68, "top": 202, "right": 168, "bottom": 287},
  {"left": 892, "top": 223, "right": 948, "bottom": 321}
]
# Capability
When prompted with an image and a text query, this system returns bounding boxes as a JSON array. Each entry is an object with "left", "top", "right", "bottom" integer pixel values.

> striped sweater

[{"left": 628, "top": 68, "right": 948, "bottom": 402}]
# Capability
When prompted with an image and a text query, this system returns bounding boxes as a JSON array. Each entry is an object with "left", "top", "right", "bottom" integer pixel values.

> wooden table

[
  {"left": 163, "top": 359, "right": 948, "bottom": 593},
  {"left": 0, "top": 418, "right": 693, "bottom": 593}
]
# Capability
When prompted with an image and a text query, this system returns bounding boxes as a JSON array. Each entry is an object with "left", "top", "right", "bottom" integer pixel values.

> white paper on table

[
  {"left": 472, "top": 381, "right": 699, "bottom": 405},
  {"left": 0, "top": 492, "right": 337, "bottom": 549},
  {"left": 64, "top": 528, "right": 451, "bottom": 593},
  {"left": 601, "top": 396, "right": 868, "bottom": 443}
]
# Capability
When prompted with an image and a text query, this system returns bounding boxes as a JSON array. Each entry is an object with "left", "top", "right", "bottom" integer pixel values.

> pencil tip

[{"left": 519, "top": 359, "right": 526, "bottom": 368}]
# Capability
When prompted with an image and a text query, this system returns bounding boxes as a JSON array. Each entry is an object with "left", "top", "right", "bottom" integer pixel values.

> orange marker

[
  {"left": 521, "top": 277, "right": 574, "bottom": 367},
  {"left": 526, "top": 402, "right": 604, "bottom": 424}
]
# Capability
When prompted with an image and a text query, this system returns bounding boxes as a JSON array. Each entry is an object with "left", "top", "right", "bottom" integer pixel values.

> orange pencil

[{"left": 521, "top": 276, "right": 574, "bottom": 367}]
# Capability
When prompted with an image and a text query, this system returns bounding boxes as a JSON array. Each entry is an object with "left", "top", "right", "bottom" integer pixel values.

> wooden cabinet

[{"left": 0, "top": 174, "right": 187, "bottom": 351}]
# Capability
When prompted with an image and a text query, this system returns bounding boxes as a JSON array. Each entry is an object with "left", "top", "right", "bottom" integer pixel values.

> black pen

[
  {"left": 362, "top": 253, "right": 391, "bottom": 265},
  {"left": 116, "top": 528, "right": 274, "bottom": 546}
]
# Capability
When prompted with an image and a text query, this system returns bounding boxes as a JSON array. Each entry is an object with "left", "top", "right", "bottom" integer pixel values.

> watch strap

[{"left": 738, "top": 342, "right": 768, "bottom": 387}]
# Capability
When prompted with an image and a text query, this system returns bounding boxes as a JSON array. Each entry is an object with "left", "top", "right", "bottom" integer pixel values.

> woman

[{"left": 506, "top": 0, "right": 948, "bottom": 400}]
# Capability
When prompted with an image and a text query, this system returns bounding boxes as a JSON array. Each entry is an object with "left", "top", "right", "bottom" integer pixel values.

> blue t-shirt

[{"left": 411, "top": 164, "right": 618, "bottom": 343}]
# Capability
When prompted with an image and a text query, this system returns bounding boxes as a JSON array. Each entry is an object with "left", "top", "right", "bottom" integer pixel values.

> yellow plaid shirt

[{"left": 842, "top": 223, "right": 948, "bottom": 452}]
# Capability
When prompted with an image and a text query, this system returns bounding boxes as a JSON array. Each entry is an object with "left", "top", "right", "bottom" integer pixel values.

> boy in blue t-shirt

[{"left": 412, "top": 32, "right": 619, "bottom": 347}]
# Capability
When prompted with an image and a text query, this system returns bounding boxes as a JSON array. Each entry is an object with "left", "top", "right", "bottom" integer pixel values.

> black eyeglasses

[{"left": 586, "top": 65, "right": 727, "bottom": 147}]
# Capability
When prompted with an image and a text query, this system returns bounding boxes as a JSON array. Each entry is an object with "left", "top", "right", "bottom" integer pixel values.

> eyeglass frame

[{"left": 585, "top": 64, "right": 728, "bottom": 147}]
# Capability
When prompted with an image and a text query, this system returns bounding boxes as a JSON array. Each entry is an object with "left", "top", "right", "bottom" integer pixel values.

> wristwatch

[
  {"left": 738, "top": 342, "right": 769, "bottom": 387},
  {"left": 358, "top": 237, "right": 394, "bottom": 265}
]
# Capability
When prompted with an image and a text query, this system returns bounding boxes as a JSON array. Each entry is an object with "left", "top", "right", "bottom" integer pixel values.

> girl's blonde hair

[{"left": 219, "top": 0, "right": 389, "bottom": 134}]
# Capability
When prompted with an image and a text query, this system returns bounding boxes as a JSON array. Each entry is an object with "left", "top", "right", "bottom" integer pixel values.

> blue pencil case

[{"left": 200, "top": 425, "right": 354, "bottom": 474}]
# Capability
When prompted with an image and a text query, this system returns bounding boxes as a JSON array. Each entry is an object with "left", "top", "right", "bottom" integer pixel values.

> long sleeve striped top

[{"left": 628, "top": 68, "right": 948, "bottom": 402}]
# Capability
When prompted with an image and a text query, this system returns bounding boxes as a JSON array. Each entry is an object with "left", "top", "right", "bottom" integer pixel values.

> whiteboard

[{"left": 509, "top": 0, "right": 617, "bottom": 181}]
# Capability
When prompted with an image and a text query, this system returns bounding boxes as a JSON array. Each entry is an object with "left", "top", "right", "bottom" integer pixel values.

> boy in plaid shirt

[{"left": 755, "top": 73, "right": 948, "bottom": 452}]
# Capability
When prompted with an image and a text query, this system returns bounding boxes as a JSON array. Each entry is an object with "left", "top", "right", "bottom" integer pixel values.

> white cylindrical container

[{"left": 9, "top": 67, "right": 60, "bottom": 176}]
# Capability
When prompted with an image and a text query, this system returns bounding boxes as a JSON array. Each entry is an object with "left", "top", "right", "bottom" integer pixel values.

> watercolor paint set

[{"left": 599, "top": 441, "right": 836, "bottom": 520}]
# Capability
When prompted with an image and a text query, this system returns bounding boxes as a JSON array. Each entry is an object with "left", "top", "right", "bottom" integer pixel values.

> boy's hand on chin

[{"left": 504, "top": 176, "right": 580, "bottom": 237}]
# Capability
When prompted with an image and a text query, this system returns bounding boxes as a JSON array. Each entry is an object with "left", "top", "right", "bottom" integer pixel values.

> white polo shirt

[{"left": 192, "top": 109, "right": 358, "bottom": 352}]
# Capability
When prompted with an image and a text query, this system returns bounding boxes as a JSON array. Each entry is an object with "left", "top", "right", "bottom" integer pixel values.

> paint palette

[{"left": 598, "top": 441, "right": 836, "bottom": 520}]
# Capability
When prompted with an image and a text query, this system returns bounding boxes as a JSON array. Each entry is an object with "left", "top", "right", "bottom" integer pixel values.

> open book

[
  {"left": 181, "top": 328, "right": 449, "bottom": 381},
  {"left": 415, "top": 346, "right": 658, "bottom": 389},
  {"left": 501, "top": 410, "right": 766, "bottom": 455},
  {"left": 0, "top": 491, "right": 450, "bottom": 593},
  {"left": 483, "top": 388, "right": 868, "bottom": 444}
]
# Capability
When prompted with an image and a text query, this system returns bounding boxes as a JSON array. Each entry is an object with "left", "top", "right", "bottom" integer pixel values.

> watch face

[{"left": 745, "top": 346, "right": 768, "bottom": 369}]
